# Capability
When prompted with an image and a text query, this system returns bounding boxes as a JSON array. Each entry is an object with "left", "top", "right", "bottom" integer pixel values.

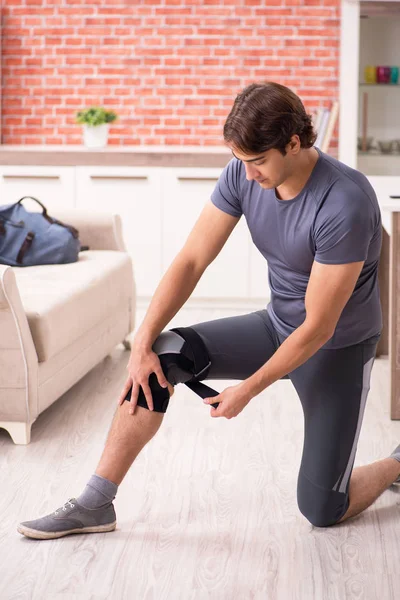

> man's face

[{"left": 230, "top": 145, "right": 293, "bottom": 190}]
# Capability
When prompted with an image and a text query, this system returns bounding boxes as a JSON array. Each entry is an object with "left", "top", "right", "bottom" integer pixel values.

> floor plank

[{"left": 1, "top": 303, "right": 400, "bottom": 600}]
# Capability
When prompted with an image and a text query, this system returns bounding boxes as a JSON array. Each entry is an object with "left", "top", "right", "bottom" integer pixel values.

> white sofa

[{"left": 0, "top": 209, "right": 136, "bottom": 445}]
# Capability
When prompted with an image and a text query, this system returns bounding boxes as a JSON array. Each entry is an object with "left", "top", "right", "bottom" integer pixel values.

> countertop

[
  {"left": 378, "top": 198, "right": 400, "bottom": 212},
  {"left": 1, "top": 145, "right": 400, "bottom": 212},
  {"left": 0, "top": 145, "right": 232, "bottom": 168}
]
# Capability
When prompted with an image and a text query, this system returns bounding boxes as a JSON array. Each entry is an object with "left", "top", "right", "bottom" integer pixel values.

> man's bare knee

[{"left": 118, "top": 400, "right": 162, "bottom": 419}]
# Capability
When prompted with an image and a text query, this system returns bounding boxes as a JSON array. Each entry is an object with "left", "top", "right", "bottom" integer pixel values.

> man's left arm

[{"left": 241, "top": 259, "right": 365, "bottom": 398}]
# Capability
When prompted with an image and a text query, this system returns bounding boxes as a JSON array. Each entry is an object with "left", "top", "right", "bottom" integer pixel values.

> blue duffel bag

[{"left": 0, "top": 196, "right": 84, "bottom": 267}]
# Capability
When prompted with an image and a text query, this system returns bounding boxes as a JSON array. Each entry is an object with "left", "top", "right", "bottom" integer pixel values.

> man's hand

[
  {"left": 203, "top": 382, "right": 253, "bottom": 419},
  {"left": 117, "top": 341, "right": 170, "bottom": 414}
]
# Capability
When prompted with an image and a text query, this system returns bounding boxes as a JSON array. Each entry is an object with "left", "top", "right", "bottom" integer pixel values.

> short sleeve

[
  {"left": 314, "top": 189, "right": 378, "bottom": 264},
  {"left": 211, "top": 158, "right": 243, "bottom": 218}
]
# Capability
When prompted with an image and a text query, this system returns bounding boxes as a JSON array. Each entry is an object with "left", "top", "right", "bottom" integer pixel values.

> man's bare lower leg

[
  {"left": 94, "top": 401, "right": 165, "bottom": 486},
  {"left": 337, "top": 457, "right": 400, "bottom": 523}
]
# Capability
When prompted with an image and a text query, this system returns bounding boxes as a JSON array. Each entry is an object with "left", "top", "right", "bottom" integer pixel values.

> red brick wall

[{"left": 1, "top": 0, "right": 340, "bottom": 147}]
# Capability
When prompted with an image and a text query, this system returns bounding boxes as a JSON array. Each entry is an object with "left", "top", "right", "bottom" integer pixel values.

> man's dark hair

[{"left": 223, "top": 82, "right": 317, "bottom": 156}]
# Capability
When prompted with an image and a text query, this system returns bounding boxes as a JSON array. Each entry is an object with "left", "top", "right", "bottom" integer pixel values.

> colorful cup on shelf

[
  {"left": 377, "top": 66, "right": 391, "bottom": 83},
  {"left": 390, "top": 67, "right": 399, "bottom": 84},
  {"left": 364, "top": 65, "right": 377, "bottom": 84}
]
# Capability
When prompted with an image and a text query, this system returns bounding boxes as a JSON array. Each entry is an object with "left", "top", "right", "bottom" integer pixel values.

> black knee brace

[{"left": 123, "top": 326, "right": 219, "bottom": 413}]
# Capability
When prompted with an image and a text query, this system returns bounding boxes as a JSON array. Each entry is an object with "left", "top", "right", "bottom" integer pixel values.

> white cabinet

[
  {"left": 0, "top": 166, "right": 75, "bottom": 211},
  {"left": 367, "top": 175, "right": 400, "bottom": 235},
  {"left": 162, "top": 168, "right": 251, "bottom": 298},
  {"left": 75, "top": 166, "right": 163, "bottom": 297},
  {"left": 0, "top": 162, "right": 272, "bottom": 301}
]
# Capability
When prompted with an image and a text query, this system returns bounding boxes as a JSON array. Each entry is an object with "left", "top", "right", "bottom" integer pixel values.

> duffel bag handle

[
  {"left": 16, "top": 196, "right": 79, "bottom": 239},
  {"left": 17, "top": 195, "right": 49, "bottom": 215}
]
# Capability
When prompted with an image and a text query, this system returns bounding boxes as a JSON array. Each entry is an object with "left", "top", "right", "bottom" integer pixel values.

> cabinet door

[
  {"left": 0, "top": 166, "right": 75, "bottom": 211},
  {"left": 162, "top": 168, "right": 250, "bottom": 298},
  {"left": 75, "top": 166, "right": 162, "bottom": 298},
  {"left": 367, "top": 175, "right": 400, "bottom": 235}
]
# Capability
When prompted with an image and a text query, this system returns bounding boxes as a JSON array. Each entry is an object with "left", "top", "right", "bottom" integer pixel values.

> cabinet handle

[
  {"left": 177, "top": 177, "right": 219, "bottom": 182},
  {"left": 2, "top": 174, "right": 60, "bottom": 180},
  {"left": 90, "top": 175, "right": 148, "bottom": 181}
]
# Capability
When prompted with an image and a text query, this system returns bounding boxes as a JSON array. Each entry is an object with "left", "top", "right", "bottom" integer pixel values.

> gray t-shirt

[{"left": 211, "top": 147, "right": 382, "bottom": 349}]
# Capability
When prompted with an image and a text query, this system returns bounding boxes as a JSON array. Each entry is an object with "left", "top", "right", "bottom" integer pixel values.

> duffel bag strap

[
  {"left": 17, "top": 231, "right": 35, "bottom": 265},
  {"left": 17, "top": 196, "right": 79, "bottom": 239},
  {"left": 46, "top": 216, "right": 79, "bottom": 239}
]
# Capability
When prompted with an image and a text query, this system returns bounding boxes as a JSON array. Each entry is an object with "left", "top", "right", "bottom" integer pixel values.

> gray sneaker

[{"left": 17, "top": 498, "right": 117, "bottom": 540}]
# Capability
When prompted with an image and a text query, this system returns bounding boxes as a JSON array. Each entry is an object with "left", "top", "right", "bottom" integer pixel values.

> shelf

[
  {"left": 359, "top": 83, "right": 400, "bottom": 88},
  {"left": 358, "top": 151, "right": 400, "bottom": 156}
]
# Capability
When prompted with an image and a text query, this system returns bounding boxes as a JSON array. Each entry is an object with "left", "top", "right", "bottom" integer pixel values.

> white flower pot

[{"left": 83, "top": 123, "right": 109, "bottom": 149}]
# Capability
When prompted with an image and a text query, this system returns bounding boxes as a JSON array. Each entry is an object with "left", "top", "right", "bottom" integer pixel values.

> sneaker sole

[{"left": 17, "top": 521, "right": 117, "bottom": 540}]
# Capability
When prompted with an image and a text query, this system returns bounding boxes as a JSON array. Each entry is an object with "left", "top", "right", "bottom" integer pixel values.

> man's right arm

[{"left": 134, "top": 200, "right": 240, "bottom": 349}]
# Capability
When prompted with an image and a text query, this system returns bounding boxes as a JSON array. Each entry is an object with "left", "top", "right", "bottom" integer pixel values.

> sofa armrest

[
  {"left": 0, "top": 265, "right": 38, "bottom": 423},
  {"left": 48, "top": 209, "right": 127, "bottom": 252}
]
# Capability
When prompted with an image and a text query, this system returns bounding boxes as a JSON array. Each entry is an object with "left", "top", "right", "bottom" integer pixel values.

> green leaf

[{"left": 75, "top": 106, "right": 118, "bottom": 126}]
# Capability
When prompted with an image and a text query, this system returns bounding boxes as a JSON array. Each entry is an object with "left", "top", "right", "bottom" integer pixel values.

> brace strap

[{"left": 170, "top": 326, "right": 220, "bottom": 407}]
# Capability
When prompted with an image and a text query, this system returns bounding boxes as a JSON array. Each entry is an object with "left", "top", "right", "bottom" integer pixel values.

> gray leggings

[{"left": 187, "top": 309, "right": 380, "bottom": 528}]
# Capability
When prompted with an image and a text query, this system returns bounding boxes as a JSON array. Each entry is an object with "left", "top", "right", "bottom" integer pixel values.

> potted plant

[{"left": 75, "top": 107, "right": 118, "bottom": 149}]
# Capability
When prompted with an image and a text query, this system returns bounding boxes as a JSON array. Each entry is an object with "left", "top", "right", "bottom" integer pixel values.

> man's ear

[{"left": 288, "top": 135, "right": 301, "bottom": 153}]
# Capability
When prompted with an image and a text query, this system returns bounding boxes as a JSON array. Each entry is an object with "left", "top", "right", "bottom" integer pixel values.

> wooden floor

[{"left": 1, "top": 302, "right": 400, "bottom": 600}]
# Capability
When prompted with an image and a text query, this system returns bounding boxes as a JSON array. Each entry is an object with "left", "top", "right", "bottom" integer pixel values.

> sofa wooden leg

[
  {"left": 122, "top": 339, "right": 131, "bottom": 351},
  {"left": 0, "top": 421, "right": 33, "bottom": 445}
]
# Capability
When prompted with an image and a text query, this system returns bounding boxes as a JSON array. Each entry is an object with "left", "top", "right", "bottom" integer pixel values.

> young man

[{"left": 18, "top": 82, "right": 400, "bottom": 539}]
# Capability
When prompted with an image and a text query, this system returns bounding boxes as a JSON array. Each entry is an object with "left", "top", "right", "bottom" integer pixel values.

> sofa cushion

[{"left": 12, "top": 251, "right": 134, "bottom": 362}]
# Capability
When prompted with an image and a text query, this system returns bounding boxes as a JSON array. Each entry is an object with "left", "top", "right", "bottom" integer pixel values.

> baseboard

[{"left": 136, "top": 295, "right": 269, "bottom": 312}]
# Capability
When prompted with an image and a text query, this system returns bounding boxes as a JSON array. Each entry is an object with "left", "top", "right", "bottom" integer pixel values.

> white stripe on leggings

[{"left": 333, "top": 356, "right": 375, "bottom": 494}]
